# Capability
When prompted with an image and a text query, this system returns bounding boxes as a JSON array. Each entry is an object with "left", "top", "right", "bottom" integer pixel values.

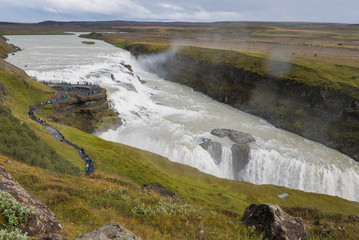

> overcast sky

[{"left": 0, "top": 0, "right": 358, "bottom": 23}]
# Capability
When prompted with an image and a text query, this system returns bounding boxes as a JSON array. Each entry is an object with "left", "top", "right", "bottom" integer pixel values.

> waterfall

[{"left": 6, "top": 34, "right": 359, "bottom": 202}]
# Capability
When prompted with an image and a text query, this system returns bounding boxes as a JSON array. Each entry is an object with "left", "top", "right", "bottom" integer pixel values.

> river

[{"left": 6, "top": 34, "right": 359, "bottom": 202}]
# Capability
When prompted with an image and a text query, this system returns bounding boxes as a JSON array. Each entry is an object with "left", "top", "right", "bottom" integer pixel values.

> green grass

[
  {"left": 81, "top": 41, "right": 95, "bottom": 45},
  {"left": 0, "top": 105, "right": 80, "bottom": 175}
]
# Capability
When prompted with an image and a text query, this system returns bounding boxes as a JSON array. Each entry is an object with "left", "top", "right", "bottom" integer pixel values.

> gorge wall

[{"left": 127, "top": 45, "right": 359, "bottom": 162}]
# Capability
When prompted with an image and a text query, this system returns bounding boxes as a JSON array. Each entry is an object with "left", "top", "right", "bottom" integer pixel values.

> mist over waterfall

[{"left": 6, "top": 34, "right": 359, "bottom": 202}]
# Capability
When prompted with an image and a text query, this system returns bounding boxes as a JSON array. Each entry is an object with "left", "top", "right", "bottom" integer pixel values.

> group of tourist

[
  {"left": 29, "top": 91, "right": 95, "bottom": 177},
  {"left": 81, "top": 148, "right": 94, "bottom": 176},
  {"left": 85, "top": 155, "right": 94, "bottom": 176},
  {"left": 55, "top": 134, "right": 65, "bottom": 142}
]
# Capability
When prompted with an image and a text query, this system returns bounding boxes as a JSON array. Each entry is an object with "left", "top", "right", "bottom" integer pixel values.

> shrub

[
  {"left": 0, "top": 190, "right": 32, "bottom": 240},
  {"left": 0, "top": 190, "right": 33, "bottom": 229},
  {"left": 0, "top": 228, "right": 28, "bottom": 240}
]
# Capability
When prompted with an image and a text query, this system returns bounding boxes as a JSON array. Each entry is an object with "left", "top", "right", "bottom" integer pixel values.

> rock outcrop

[
  {"left": 143, "top": 183, "right": 178, "bottom": 200},
  {"left": 198, "top": 129, "right": 254, "bottom": 179},
  {"left": 211, "top": 129, "right": 255, "bottom": 144},
  {"left": 241, "top": 204, "right": 308, "bottom": 240},
  {"left": 231, "top": 144, "right": 250, "bottom": 178},
  {"left": 46, "top": 86, "right": 122, "bottom": 133},
  {"left": 0, "top": 165, "right": 63, "bottom": 236},
  {"left": 198, "top": 138, "right": 222, "bottom": 164},
  {"left": 74, "top": 222, "right": 141, "bottom": 240},
  {"left": 209, "top": 129, "right": 254, "bottom": 179}
]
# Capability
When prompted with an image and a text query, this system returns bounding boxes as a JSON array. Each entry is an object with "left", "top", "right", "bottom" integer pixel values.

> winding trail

[{"left": 29, "top": 82, "right": 101, "bottom": 176}]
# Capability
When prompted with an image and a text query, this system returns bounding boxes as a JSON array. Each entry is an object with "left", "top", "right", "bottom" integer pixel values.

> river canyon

[{"left": 6, "top": 34, "right": 359, "bottom": 202}]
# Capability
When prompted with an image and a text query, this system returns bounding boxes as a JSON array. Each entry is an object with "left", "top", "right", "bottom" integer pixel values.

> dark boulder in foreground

[
  {"left": 143, "top": 183, "right": 179, "bottom": 200},
  {"left": 211, "top": 128, "right": 255, "bottom": 144},
  {"left": 74, "top": 222, "right": 141, "bottom": 240},
  {"left": 0, "top": 165, "right": 63, "bottom": 236},
  {"left": 241, "top": 204, "right": 308, "bottom": 240}
]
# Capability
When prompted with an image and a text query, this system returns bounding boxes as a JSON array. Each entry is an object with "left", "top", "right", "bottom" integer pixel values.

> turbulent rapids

[{"left": 6, "top": 34, "right": 359, "bottom": 202}]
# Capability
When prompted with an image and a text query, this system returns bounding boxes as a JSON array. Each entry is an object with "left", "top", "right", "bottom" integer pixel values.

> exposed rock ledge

[
  {"left": 211, "top": 128, "right": 255, "bottom": 144},
  {"left": 0, "top": 165, "right": 63, "bottom": 236},
  {"left": 200, "top": 129, "right": 254, "bottom": 179}
]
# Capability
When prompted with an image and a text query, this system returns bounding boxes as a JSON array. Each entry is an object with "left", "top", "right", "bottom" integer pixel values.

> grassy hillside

[
  {"left": 0, "top": 34, "right": 359, "bottom": 239},
  {"left": 0, "top": 105, "right": 80, "bottom": 175}
]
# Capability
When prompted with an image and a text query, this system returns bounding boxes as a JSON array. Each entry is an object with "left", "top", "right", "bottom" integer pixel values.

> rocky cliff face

[
  {"left": 130, "top": 47, "right": 359, "bottom": 162},
  {"left": 45, "top": 87, "right": 122, "bottom": 133}
]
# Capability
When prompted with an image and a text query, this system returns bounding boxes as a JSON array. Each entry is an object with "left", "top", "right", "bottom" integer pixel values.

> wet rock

[
  {"left": 241, "top": 204, "right": 308, "bottom": 240},
  {"left": 120, "top": 63, "right": 133, "bottom": 72},
  {"left": 137, "top": 75, "right": 146, "bottom": 84},
  {"left": 211, "top": 129, "right": 255, "bottom": 144},
  {"left": 111, "top": 74, "right": 116, "bottom": 81},
  {"left": 198, "top": 138, "right": 222, "bottom": 165},
  {"left": 0, "top": 165, "right": 63, "bottom": 236},
  {"left": 38, "top": 234, "right": 69, "bottom": 240},
  {"left": 143, "top": 183, "right": 178, "bottom": 200},
  {"left": 231, "top": 144, "right": 250, "bottom": 179},
  {"left": 74, "top": 222, "right": 141, "bottom": 240}
]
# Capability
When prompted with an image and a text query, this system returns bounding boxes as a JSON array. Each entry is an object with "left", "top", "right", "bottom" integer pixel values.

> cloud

[
  {"left": 43, "top": 6, "right": 61, "bottom": 13},
  {"left": 0, "top": 0, "right": 358, "bottom": 23},
  {"left": 157, "top": 3, "right": 183, "bottom": 11},
  {"left": 41, "top": 0, "right": 155, "bottom": 18}
]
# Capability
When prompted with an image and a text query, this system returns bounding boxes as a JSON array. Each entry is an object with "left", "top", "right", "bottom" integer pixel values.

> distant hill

[{"left": 0, "top": 20, "right": 354, "bottom": 35}]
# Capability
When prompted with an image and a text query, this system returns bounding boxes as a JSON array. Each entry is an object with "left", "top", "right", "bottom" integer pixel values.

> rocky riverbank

[{"left": 127, "top": 45, "right": 359, "bottom": 162}]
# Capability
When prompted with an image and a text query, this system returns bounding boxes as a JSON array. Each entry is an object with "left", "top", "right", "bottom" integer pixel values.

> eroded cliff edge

[{"left": 128, "top": 46, "right": 359, "bottom": 162}]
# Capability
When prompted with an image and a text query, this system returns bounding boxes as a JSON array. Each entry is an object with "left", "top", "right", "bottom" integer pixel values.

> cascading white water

[{"left": 6, "top": 34, "right": 359, "bottom": 202}]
